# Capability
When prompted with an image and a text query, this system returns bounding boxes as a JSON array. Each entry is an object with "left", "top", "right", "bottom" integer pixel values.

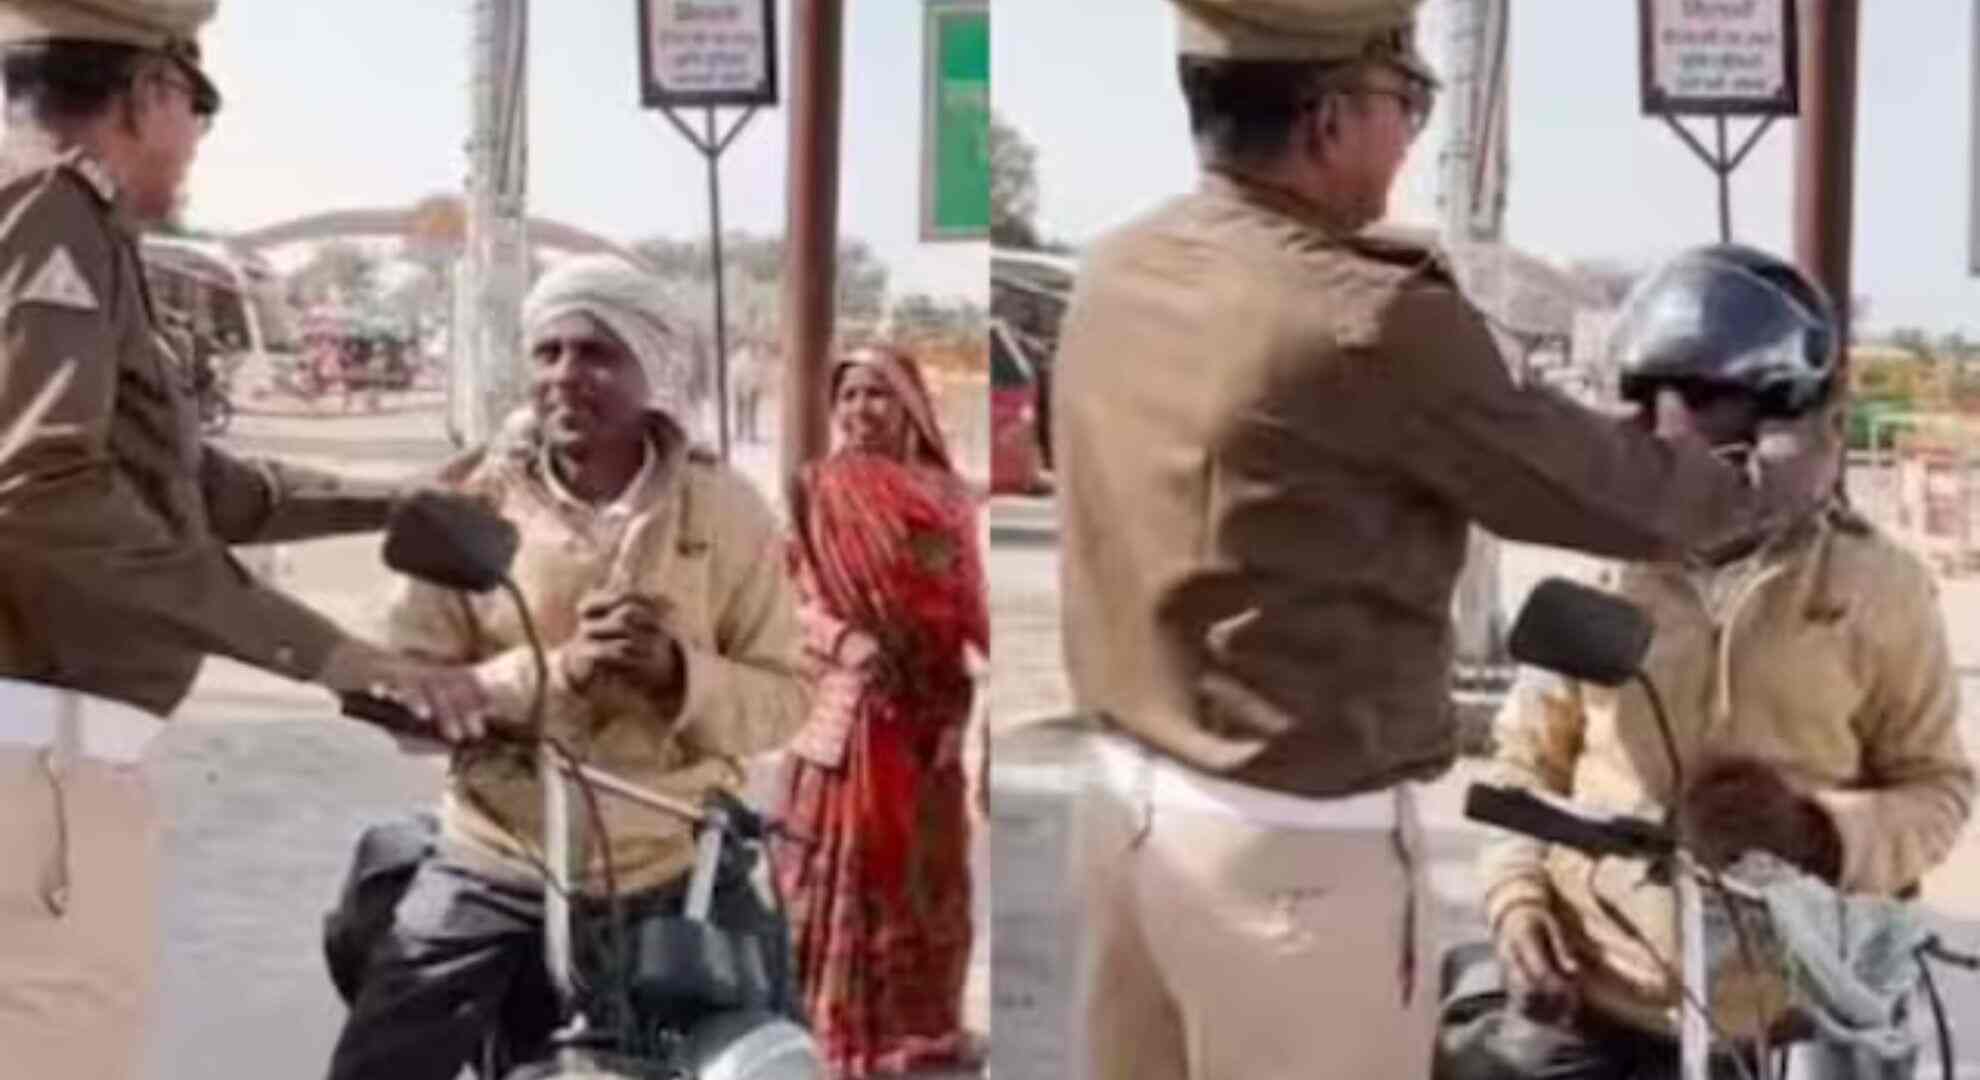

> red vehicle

[
  {"left": 992, "top": 320, "right": 1051, "bottom": 495},
  {"left": 990, "top": 249, "right": 1074, "bottom": 496}
]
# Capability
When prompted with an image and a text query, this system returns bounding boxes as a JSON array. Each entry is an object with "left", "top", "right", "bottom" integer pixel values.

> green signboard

[{"left": 920, "top": 0, "right": 989, "bottom": 242}]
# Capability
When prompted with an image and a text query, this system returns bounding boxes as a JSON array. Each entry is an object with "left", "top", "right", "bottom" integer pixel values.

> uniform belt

[
  {"left": 0, "top": 679, "right": 162, "bottom": 765},
  {"left": 1090, "top": 733, "right": 1400, "bottom": 830}
]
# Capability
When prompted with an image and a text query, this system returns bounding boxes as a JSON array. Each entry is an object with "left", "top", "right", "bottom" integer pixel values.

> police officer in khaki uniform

[
  {"left": 1053, "top": 2, "right": 1837, "bottom": 1077},
  {"left": 0, "top": 2, "right": 492, "bottom": 1073}
]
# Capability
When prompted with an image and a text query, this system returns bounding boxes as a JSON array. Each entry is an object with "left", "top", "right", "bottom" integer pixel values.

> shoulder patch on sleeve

[{"left": 16, "top": 245, "right": 98, "bottom": 312}]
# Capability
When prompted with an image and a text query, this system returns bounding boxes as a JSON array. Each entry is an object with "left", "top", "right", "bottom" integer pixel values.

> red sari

[{"left": 774, "top": 361, "right": 988, "bottom": 1078}]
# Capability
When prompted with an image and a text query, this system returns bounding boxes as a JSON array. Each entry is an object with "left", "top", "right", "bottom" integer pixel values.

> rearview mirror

[
  {"left": 1507, "top": 577, "right": 1653, "bottom": 688},
  {"left": 382, "top": 491, "right": 519, "bottom": 594}
]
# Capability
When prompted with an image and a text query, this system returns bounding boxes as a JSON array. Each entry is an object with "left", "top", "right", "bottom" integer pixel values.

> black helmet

[{"left": 1610, "top": 244, "right": 1839, "bottom": 419}]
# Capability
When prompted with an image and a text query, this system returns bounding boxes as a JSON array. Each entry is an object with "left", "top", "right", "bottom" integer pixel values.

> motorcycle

[
  {"left": 1458, "top": 578, "right": 1979, "bottom": 1080},
  {"left": 328, "top": 492, "right": 824, "bottom": 1080}
]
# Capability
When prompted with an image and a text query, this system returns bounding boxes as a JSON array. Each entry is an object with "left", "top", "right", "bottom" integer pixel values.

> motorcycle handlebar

[
  {"left": 336, "top": 692, "right": 812, "bottom": 849},
  {"left": 1464, "top": 783, "right": 1673, "bottom": 861},
  {"left": 338, "top": 690, "right": 451, "bottom": 742}
]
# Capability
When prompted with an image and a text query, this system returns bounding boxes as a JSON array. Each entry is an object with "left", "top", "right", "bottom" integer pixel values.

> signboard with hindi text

[
  {"left": 1638, "top": 0, "right": 1798, "bottom": 116},
  {"left": 637, "top": 0, "right": 778, "bottom": 108},
  {"left": 920, "top": 0, "right": 990, "bottom": 241}
]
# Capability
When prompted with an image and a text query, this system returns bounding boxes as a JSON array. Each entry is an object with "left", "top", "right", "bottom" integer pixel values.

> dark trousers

[{"left": 325, "top": 855, "right": 790, "bottom": 1080}]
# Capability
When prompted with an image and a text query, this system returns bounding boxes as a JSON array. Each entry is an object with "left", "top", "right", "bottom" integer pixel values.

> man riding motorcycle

[
  {"left": 323, "top": 255, "right": 810, "bottom": 1079},
  {"left": 1437, "top": 245, "right": 1976, "bottom": 1079}
]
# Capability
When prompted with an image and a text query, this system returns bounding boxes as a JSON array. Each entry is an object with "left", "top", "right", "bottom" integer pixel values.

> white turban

[{"left": 521, "top": 254, "right": 696, "bottom": 435}]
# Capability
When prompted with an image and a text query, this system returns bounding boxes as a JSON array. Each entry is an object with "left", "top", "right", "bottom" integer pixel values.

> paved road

[{"left": 144, "top": 393, "right": 989, "bottom": 1079}]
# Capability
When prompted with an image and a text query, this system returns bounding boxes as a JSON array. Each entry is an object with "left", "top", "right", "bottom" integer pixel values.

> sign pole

[
  {"left": 655, "top": 104, "right": 757, "bottom": 461},
  {"left": 1715, "top": 114, "right": 1730, "bottom": 242},
  {"left": 654, "top": 106, "right": 758, "bottom": 462},
  {"left": 705, "top": 106, "right": 731, "bottom": 460},
  {"left": 1638, "top": 0, "right": 1798, "bottom": 243},
  {"left": 1656, "top": 111, "right": 1777, "bottom": 243},
  {"left": 637, "top": 0, "right": 777, "bottom": 463}
]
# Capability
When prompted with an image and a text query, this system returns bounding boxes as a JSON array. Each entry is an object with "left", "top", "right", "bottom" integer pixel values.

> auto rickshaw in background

[
  {"left": 989, "top": 249, "right": 1073, "bottom": 496},
  {"left": 991, "top": 319, "right": 1050, "bottom": 496},
  {"left": 282, "top": 310, "right": 420, "bottom": 411}
]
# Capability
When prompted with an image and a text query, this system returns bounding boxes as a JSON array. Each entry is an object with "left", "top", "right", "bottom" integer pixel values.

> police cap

[
  {"left": 1170, "top": 0, "right": 1436, "bottom": 86},
  {"left": 0, "top": 0, "right": 219, "bottom": 114}
]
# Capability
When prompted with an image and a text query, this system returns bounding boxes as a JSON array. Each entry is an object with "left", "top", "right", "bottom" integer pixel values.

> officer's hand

[
  {"left": 320, "top": 640, "right": 493, "bottom": 744},
  {"left": 1494, "top": 902, "right": 1580, "bottom": 1023},
  {"left": 1751, "top": 406, "right": 1843, "bottom": 512},
  {"left": 381, "top": 660, "right": 495, "bottom": 745},
  {"left": 1679, "top": 756, "right": 1842, "bottom": 881}
]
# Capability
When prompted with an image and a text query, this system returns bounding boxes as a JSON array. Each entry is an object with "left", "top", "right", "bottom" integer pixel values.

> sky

[
  {"left": 177, "top": 0, "right": 983, "bottom": 302},
  {"left": 995, "top": 1, "right": 1980, "bottom": 338}
]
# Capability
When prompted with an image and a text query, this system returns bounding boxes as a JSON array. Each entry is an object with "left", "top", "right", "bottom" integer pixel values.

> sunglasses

[
  {"left": 143, "top": 66, "right": 221, "bottom": 127},
  {"left": 1302, "top": 72, "right": 1436, "bottom": 137},
  {"left": 1338, "top": 84, "right": 1434, "bottom": 136},
  {"left": 1619, "top": 377, "right": 1749, "bottom": 412}
]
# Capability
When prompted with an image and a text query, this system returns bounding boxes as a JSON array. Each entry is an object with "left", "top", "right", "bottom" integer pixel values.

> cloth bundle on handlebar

[{"left": 1748, "top": 854, "right": 1931, "bottom": 1060}]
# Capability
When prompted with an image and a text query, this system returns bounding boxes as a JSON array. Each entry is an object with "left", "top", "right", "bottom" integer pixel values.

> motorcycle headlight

[{"left": 680, "top": 1010, "right": 824, "bottom": 1080}]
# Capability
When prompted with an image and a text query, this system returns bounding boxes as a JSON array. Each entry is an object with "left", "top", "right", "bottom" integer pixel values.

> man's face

[
  {"left": 528, "top": 312, "right": 652, "bottom": 457},
  {"left": 1310, "top": 62, "right": 1429, "bottom": 226},
  {"left": 120, "top": 59, "right": 209, "bottom": 222},
  {"left": 1635, "top": 381, "right": 1761, "bottom": 453}
]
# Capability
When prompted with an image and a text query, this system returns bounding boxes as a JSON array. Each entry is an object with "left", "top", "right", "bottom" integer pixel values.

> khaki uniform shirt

[
  {"left": 0, "top": 131, "right": 395, "bottom": 716},
  {"left": 1480, "top": 511, "right": 1973, "bottom": 1035},
  {"left": 1054, "top": 172, "right": 1808, "bottom": 798},
  {"left": 383, "top": 424, "right": 809, "bottom": 895}
]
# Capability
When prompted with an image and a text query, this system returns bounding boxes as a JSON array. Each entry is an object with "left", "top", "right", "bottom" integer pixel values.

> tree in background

[
  {"left": 1938, "top": 330, "right": 1973, "bottom": 366},
  {"left": 1890, "top": 327, "right": 1935, "bottom": 364},
  {"left": 289, "top": 240, "right": 382, "bottom": 310},
  {"left": 991, "top": 110, "right": 1041, "bottom": 250},
  {"left": 891, "top": 293, "right": 985, "bottom": 340},
  {"left": 834, "top": 237, "right": 889, "bottom": 328},
  {"left": 382, "top": 267, "right": 446, "bottom": 338},
  {"left": 629, "top": 230, "right": 893, "bottom": 400},
  {"left": 397, "top": 193, "right": 469, "bottom": 349},
  {"left": 632, "top": 232, "right": 888, "bottom": 325},
  {"left": 887, "top": 293, "right": 988, "bottom": 380}
]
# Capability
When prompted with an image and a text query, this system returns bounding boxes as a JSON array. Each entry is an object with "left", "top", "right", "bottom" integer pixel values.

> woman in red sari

[{"left": 775, "top": 345, "right": 989, "bottom": 1078}]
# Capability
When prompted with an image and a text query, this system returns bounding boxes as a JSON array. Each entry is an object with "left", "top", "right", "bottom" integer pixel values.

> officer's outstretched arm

[
  {"left": 0, "top": 180, "right": 346, "bottom": 684},
  {"left": 1371, "top": 280, "right": 1809, "bottom": 560},
  {"left": 200, "top": 447, "right": 407, "bottom": 544}
]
